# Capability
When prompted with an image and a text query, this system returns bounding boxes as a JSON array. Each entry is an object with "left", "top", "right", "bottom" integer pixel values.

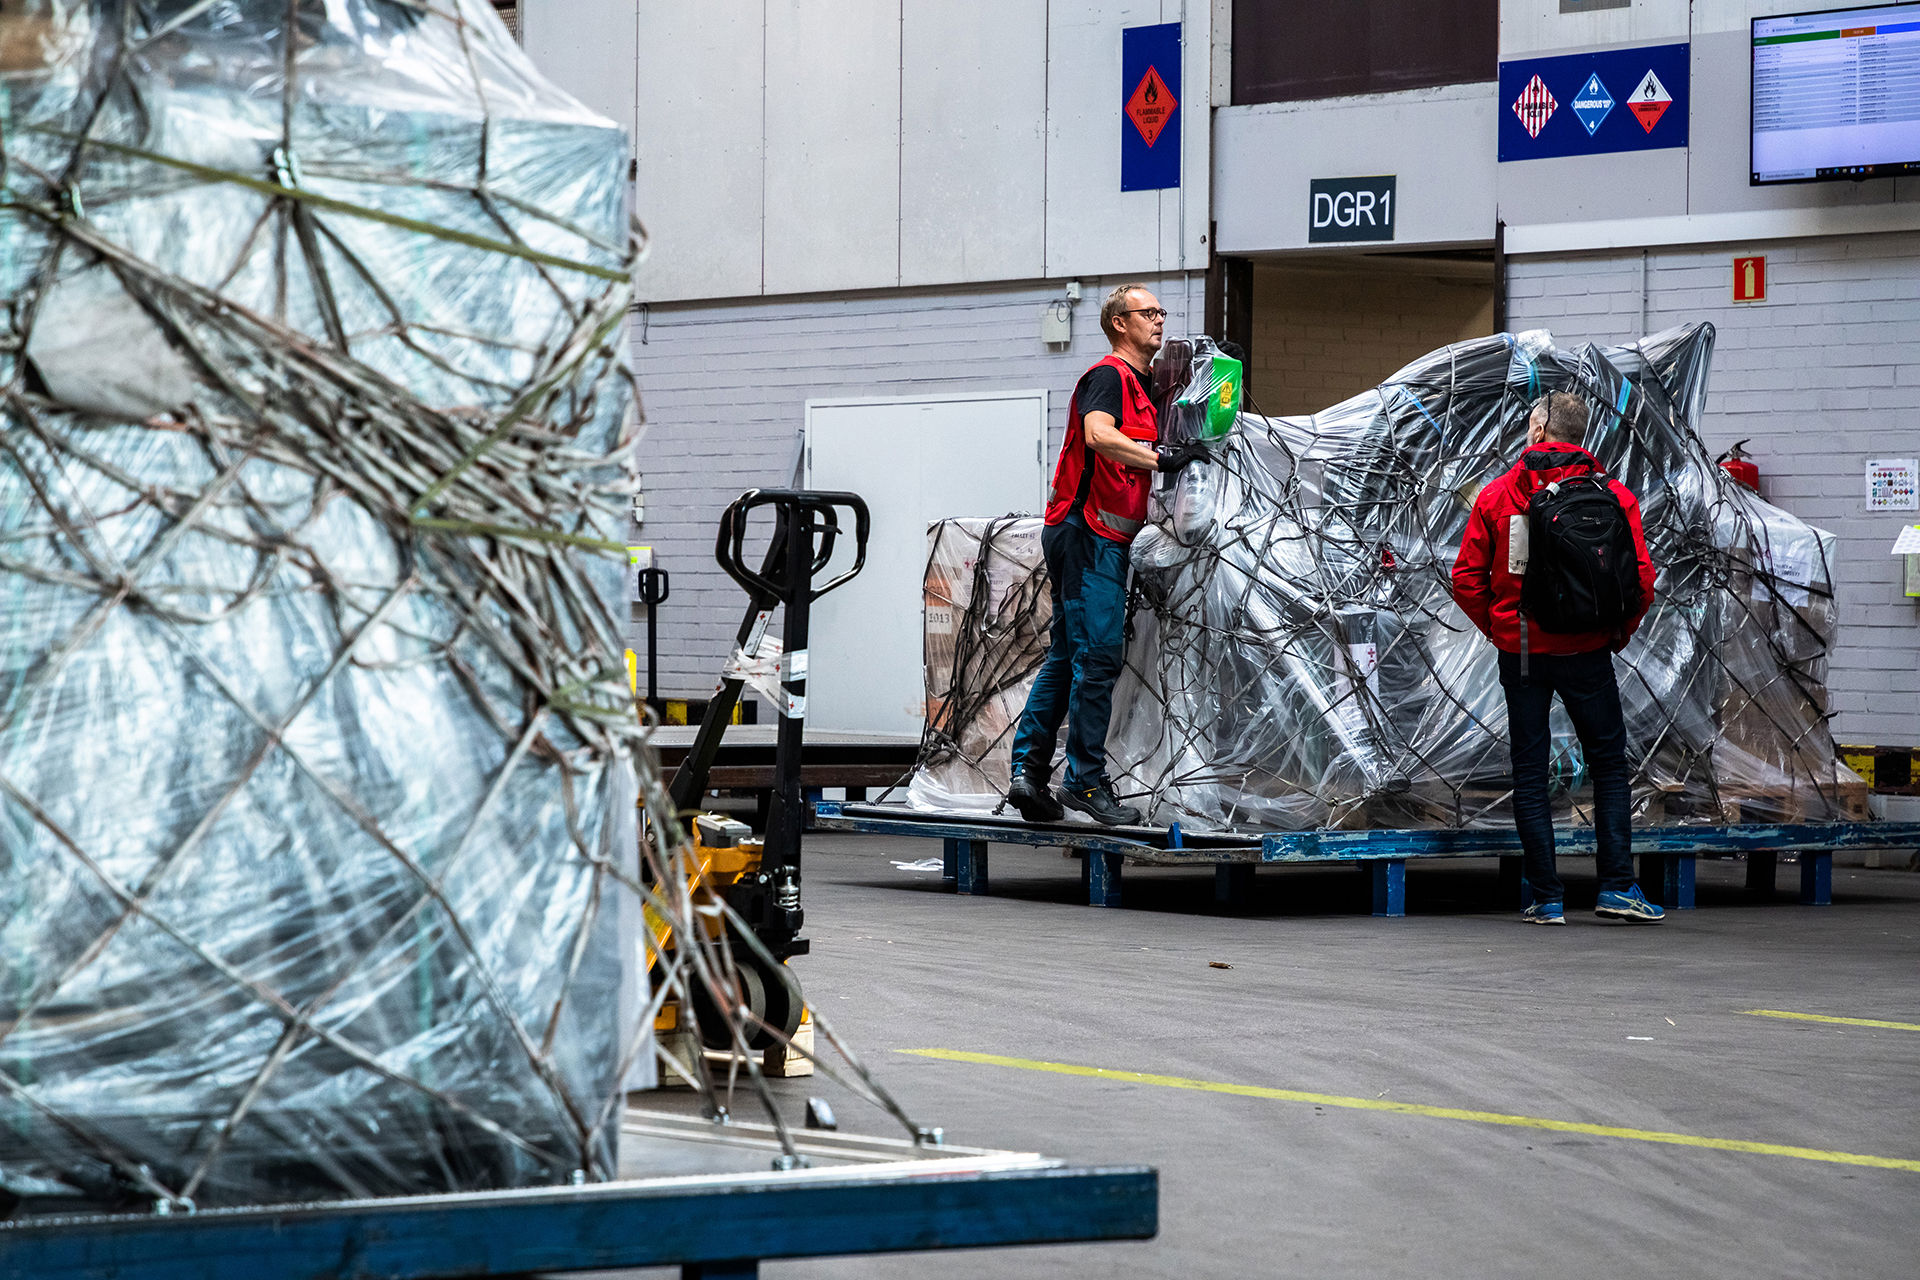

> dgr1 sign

[{"left": 1308, "top": 175, "right": 1396, "bottom": 243}]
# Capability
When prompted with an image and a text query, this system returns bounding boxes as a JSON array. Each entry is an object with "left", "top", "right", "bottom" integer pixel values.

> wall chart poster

[
  {"left": 1867, "top": 458, "right": 1919, "bottom": 512},
  {"left": 1498, "top": 42, "right": 1690, "bottom": 162}
]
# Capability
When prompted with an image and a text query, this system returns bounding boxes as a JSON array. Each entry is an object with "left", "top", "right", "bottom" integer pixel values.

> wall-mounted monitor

[{"left": 1752, "top": 3, "right": 1920, "bottom": 184}]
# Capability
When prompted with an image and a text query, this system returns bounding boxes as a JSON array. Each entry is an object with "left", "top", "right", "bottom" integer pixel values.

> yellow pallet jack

[{"left": 641, "top": 489, "right": 868, "bottom": 1078}]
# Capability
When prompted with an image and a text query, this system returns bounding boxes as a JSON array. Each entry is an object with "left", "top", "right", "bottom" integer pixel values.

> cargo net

[
  {"left": 0, "top": 0, "right": 926, "bottom": 1218},
  {"left": 911, "top": 328, "right": 1868, "bottom": 832}
]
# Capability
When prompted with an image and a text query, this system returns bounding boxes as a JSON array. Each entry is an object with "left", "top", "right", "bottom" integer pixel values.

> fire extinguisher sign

[{"left": 1733, "top": 255, "right": 1767, "bottom": 303}]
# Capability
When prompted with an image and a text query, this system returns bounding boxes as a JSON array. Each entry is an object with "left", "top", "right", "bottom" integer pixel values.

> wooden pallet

[
  {"left": 1716, "top": 762, "right": 1870, "bottom": 824},
  {"left": 657, "top": 1014, "right": 815, "bottom": 1086}
]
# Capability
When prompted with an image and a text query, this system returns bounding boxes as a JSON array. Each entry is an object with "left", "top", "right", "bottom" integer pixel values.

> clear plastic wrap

[
  {"left": 0, "top": 0, "right": 656, "bottom": 1215},
  {"left": 1153, "top": 340, "right": 1243, "bottom": 443},
  {"left": 912, "top": 328, "right": 1869, "bottom": 831},
  {"left": 915, "top": 517, "right": 1053, "bottom": 812}
]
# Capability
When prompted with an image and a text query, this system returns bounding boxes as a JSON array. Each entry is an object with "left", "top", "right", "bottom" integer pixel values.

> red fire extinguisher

[{"left": 1717, "top": 439, "right": 1760, "bottom": 491}]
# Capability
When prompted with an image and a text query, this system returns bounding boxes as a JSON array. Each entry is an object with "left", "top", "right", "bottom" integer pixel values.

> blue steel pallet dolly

[
  {"left": 0, "top": 1110, "right": 1156, "bottom": 1280},
  {"left": 810, "top": 800, "right": 1920, "bottom": 917}
]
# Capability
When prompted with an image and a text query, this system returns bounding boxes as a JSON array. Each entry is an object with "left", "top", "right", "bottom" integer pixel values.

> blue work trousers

[
  {"left": 1009, "top": 514, "right": 1130, "bottom": 792},
  {"left": 1499, "top": 648, "right": 1636, "bottom": 902}
]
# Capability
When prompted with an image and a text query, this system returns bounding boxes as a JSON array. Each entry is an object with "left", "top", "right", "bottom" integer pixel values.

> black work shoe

[
  {"left": 1059, "top": 783, "right": 1143, "bottom": 827},
  {"left": 1007, "top": 773, "right": 1064, "bottom": 823}
]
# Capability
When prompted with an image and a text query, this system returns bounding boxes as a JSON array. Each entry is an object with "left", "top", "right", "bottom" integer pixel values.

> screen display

[{"left": 1752, "top": 3, "right": 1920, "bottom": 184}]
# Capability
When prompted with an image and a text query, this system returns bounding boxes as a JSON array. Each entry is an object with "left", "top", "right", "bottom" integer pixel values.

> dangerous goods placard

[
  {"left": 1126, "top": 65, "right": 1176, "bottom": 147},
  {"left": 1513, "top": 75, "right": 1558, "bottom": 138},
  {"left": 1498, "top": 43, "right": 1689, "bottom": 161},
  {"left": 1571, "top": 73, "right": 1614, "bottom": 136},
  {"left": 1121, "top": 22, "right": 1181, "bottom": 191},
  {"left": 1629, "top": 69, "right": 1672, "bottom": 133}
]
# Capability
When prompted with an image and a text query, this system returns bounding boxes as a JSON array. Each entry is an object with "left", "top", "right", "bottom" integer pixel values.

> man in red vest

[
  {"left": 1451, "top": 392, "right": 1662, "bottom": 924},
  {"left": 1006, "top": 284, "right": 1210, "bottom": 825}
]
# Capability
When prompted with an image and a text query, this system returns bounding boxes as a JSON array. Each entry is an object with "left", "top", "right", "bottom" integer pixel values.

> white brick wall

[
  {"left": 1510, "top": 234, "right": 1920, "bottom": 746},
  {"left": 630, "top": 273, "right": 1202, "bottom": 698},
  {"left": 636, "top": 243, "right": 1918, "bottom": 744}
]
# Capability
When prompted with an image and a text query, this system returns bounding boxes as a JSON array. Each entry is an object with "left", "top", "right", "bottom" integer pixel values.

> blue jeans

[
  {"left": 1499, "top": 648, "right": 1636, "bottom": 902},
  {"left": 1010, "top": 514, "right": 1130, "bottom": 792}
]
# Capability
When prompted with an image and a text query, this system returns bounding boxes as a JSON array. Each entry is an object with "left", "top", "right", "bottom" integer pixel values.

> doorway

[{"left": 803, "top": 389, "right": 1049, "bottom": 736}]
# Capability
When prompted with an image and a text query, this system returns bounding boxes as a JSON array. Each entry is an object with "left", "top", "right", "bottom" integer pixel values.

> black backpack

[{"left": 1521, "top": 471, "right": 1644, "bottom": 634}]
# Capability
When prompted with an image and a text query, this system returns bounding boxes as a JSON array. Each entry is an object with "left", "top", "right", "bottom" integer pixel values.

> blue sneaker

[
  {"left": 1595, "top": 885, "right": 1665, "bottom": 923},
  {"left": 1522, "top": 900, "right": 1566, "bottom": 925}
]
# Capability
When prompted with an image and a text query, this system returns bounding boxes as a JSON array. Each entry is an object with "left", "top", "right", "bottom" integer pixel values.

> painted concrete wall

[
  {"left": 1498, "top": 0, "right": 1920, "bottom": 252},
  {"left": 1508, "top": 235, "right": 1920, "bottom": 746},
  {"left": 1213, "top": 83, "right": 1500, "bottom": 256},
  {"left": 1500, "top": 0, "right": 1689, "bottom": 59},
  {"left": 519, "top": 0, "right": 637, "bottom": 153},
  {"left": 629, "top": 273, "right": 1204, "bottom": 697},
  {"left": 528, "top": 1, "right": 1211, "bottom": 304},
  {"left": 1215, "top": 1, "right": 1920, "bottom": 257}
]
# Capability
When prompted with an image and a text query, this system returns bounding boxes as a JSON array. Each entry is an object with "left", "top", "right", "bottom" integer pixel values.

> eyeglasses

[{"left": 1120, "top": 307, "right": 1168, "bottom": 320}]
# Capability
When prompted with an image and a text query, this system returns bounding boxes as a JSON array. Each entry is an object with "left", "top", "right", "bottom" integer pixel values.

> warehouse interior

[{"left": 3, "top": 2, "right": 1918, "bottom": 1279}]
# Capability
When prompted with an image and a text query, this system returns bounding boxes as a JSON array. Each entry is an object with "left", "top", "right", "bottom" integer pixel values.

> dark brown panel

[{"left": 1231, "top": 0, "right": 1497, "bottom": 106}]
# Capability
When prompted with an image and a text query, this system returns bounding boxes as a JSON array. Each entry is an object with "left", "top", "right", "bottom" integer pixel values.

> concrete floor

[{"left": 617, "top": 835, "right": 1920, "bottom": 1279}]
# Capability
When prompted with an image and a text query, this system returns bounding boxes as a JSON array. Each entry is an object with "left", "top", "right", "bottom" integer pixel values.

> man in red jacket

[
  {"left": 1451, "top": 391, "right": 1663, "bottom": 924},
  {"left": 1005, "top": 284, "right": 1210, "bottom": 826}
]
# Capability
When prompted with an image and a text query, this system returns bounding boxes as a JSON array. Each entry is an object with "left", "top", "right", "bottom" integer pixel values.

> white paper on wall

[{"left": 1866, "top": 458, "right": 1919, "bottom": 512}]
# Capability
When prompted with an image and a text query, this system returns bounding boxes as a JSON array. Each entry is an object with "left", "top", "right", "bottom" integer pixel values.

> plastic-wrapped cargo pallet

[
  {"left": 0, "top": 0, "right": 674, "bottom": 1216},
  {"left": 911, "top": 327, "right": 1868, "bottom": 832},
  {"left": 919, "top": 518, "right": 1053, "bottom": 812}
]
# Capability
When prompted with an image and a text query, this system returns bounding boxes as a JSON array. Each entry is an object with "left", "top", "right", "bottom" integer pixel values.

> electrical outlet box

[{"left": 1039, "top": 303, "right": 1072, "bottom": 345}]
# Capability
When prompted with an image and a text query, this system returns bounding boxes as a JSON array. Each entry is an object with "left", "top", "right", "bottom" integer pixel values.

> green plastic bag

[{"left": 1173, "top": 349, "right": 1242, "bottom": 440}]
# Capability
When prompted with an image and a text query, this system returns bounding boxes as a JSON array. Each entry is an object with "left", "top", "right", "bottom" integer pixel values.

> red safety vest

[{"left": 1044, "top": 355, "right": 1158, "bottom": 543}]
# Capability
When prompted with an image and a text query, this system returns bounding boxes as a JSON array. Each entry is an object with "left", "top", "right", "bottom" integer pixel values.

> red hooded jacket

[{"left": 1450, "top": 442, "right": 1657, "bottom": 655}]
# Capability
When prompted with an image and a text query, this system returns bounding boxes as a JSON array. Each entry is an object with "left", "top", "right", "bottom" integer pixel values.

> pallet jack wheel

[
  {"left": 690, "top": 951, "right": 805, "bottom": 1052},
  {"left": 689, "top": 960, "right": 768, "bottom": 1051},
  {"left": 754, "top": 954, "right": 805, "bottom": 1052}
]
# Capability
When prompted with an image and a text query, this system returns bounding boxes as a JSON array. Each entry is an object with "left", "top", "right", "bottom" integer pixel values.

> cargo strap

[{"left": 720, "top": 641, "right": 808, "bottom": 718}]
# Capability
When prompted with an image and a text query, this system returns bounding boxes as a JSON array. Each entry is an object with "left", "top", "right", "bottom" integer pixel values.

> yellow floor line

[
  {"left": 900, "top": 1049, "right": 1920, "bottom": 1175},
  {"left": 1742, "top": 1008, "right": 1920, "bottom": 1032}
]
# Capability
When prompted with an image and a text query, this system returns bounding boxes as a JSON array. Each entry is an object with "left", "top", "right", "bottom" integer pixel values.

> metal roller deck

[
  {"left": 0, "top": 1109, "right": 1156, "bottom": 1280},
  {"left": 809, "top": 800, "right": 1920, "bottom": 915}
]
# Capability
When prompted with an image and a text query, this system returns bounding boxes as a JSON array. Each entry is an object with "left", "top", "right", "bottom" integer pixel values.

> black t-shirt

[{"left": 1077, "top": 360, "right": 1150, "bottom": 425}]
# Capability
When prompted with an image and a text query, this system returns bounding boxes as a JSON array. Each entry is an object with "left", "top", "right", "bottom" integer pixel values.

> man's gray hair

[
  {"left": 1533, "top": 391, "right": 1590, "bottom": 445},
  {"left": 1100, "top": 282, "right": 1150, "bottom": 339}
]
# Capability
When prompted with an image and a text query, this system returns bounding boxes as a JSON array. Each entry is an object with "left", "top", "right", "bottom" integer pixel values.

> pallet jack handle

[
  {"left": 666, "top": 488, "right": 871, "bottom": 960},
  {"left": 667, "top": 489, "right": 869, "bottom": 823},
  {"left": 715, "top": 488, "right": 870, "bottom": 604}
]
